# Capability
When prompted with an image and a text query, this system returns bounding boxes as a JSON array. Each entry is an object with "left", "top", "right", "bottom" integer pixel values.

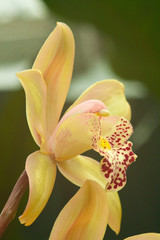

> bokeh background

[{"left": 0, "top": 0, "right": 160, "bottom": 239}]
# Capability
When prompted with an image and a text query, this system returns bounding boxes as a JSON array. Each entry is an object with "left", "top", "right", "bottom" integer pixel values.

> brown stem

[{"left": 0, "top": 170, "right": 28, "bottom": 238}]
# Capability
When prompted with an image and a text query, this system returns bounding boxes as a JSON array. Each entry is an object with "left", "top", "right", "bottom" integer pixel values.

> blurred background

[{"left": 0, "top": 0, "right": 160, "bottom": 239}]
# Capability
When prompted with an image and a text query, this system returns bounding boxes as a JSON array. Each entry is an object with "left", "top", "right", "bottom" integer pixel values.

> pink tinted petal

[
  {"left": 33, "top": 22, "right": 75, "bottom": 136},
  {"left": 16, "top": 69, "right": 47, "bottom": 146},
  {"left": 100, "top": 142, "right": 137, "bottom": 191},
  {"left": 124, "top": 233, "right": 160, "bottom": 240},
  {"left": 49, "top": 113, "right": 101, "bottom": 162},
  {"left": 58, "top": 99, "right": 108, "bottom": 127},
  {"left": 105, "top": 117, "right": 133, "bottom": 148},
  {"left": 19, "top": 151, "right": 56, "bottom": 225},
  {"left": 67, "top": 80, "right": 131, "bottom": 120}
]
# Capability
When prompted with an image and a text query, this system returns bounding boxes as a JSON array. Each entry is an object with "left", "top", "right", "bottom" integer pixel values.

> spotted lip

[{"left": 92, "top": 117, "right": 137, "bottom": 191}]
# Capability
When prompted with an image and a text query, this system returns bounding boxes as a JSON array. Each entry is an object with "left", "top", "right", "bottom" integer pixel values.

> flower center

[{"left": 97, "top": 136, "right": 111, "bottom": 150}]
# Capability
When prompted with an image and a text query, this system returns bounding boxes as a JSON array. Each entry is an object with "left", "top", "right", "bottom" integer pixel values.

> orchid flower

[{"left": 16, "top": 22, "right": 135, "bottom": 235}]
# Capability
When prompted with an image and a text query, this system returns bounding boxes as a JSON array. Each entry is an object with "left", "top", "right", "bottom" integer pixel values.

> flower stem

[{"left": 0, "top": 170, "right": 28, "bottom": 238}]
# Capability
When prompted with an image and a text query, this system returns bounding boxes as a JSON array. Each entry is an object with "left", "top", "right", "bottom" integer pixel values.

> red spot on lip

[
  {"left": 103, "top": 158, "right": 107, "bottom": 163},
  {"left": 105, "top": 173, "right": 109, "bottom": 178},
  {"left": 129, "top": 151, "right": 134, "bottom": 156}
]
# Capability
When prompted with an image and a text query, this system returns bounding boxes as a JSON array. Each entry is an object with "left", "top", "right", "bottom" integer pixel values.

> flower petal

[
  {"left": 124, "top": 233, "right": 160, "bottom": 240},
  {"left": 49, "top": 113, "right": 101, "bottom": 162},
  {"left": 33, "top": 22, "right": 75, "bottom": 136},
  {"left": 57, "top": 155, "right": 106, "bottom": 188},
  {"left": 67, "top": 79, "right": 131, "bottom": 120},
  {"left": 16, "top": 69, "right": 47, "bottom": 146},
  {"left": 56, "top": 99, "right": 108, "bottom": 128},
  {"left": 107, "top": 191, "right": 122, "bottom": 234},
  {"left": 49, "top": 180, "right": 108, "bottom": 240},
  {"left": 58, "top": 155, "right": 122, "bottom": 234},
  {"left": 19, "top": 151, "right": 56, "bottom": 226}
]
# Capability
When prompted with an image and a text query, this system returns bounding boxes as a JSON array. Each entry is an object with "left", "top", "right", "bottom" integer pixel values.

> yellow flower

[{"left": 16, "top": 22, "right": 134, "bottom": 234}]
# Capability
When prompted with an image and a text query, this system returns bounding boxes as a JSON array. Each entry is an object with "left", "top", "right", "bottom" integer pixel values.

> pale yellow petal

[
  {"left": 58, "top": 155, "right": 121, "bottom": 234},
  {"left": 124, "top": 233, "right": 160, "bottom": 240},
  {"left": 68, "top": 79, "right": 131, "bottom": 120},
  {"left": 49, "top": 180, "right": 108, "bottom": 240},
  {"left": 49, "top": 113, "right": 101, "bottom": 162},
  {"left": 57, "top": 155, "right": 107, "bottom": 188},
  {"left": 19, "top": 151, "right": 56, "bottom": 226},
  {"left": 16, "top": 69, "right": 47, "bottom": 146},
  {"left": 107, "top": 191, "right": 122, "bottom": 234},
  {"left": 33, "top": 22, "right": 75, "bottom": 136}
]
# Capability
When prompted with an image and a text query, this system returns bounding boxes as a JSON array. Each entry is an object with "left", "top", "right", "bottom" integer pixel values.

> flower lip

[{"left": 92, "top": 117, "right": 137, "bottom": 191}]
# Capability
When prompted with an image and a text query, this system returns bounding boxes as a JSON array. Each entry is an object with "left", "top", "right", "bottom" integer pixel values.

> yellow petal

[
  {"left": 16, "top": 69, "right": 47, "bottom": 146},
  {"left": 33, "top": 22, "right": 75, "bottom": 136},
  {"left": 58, "top": 155, "right": 121, "bottom": 234},
  {"left": 49, "top": 180, "right": 108, "bottom": 240},
  {"left": 49, "top": 113, "right": 101, "bottom": 161},
  {"left": 19, "top": 151, "right": 56, "bottom": 226},
  {"left": 67, "top": 79, "right": 131, "bottom": 121},
  {"left": 107, "top": 191, "right": 122, "bottom": 234},
  {"left": 124, "top": 233, "right": 160, "bottom": 240},
  {"left": 57, "top": 155, "right": 106, "bottom": 188}
]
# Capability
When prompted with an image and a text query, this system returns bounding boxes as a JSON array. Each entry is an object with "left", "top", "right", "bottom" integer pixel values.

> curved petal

[
  {"left": 124, "top": 233, "right": 160, "bottom": 240},
  {"left": 49, "top": 180, "right": 108, "bottom": 240},
  {"left": 19, "top": 151, "right": 56, "bottom": 226},
  {"left": 107, "top": 191, "right": 122, "bottom": 234},
  {"left": 16, "top": 69, "right": 47, "bottom": 146},
  {"left": 57, "top": 155, "right": 107, "bottom": 188},
  {"left": 57, "top": 155, "right": 121, "bottom": 234},
  {"left": 57, "top": 99, "right": 108, "bottom": 129},
  {"left": 33, "top": 22, "right": 75, "bottom": 136},
  {"left": 67, "top": 79, "right": 131, "bottom": 120},
  {"left": 49, "top": 113, "right": 101, "bottom": 162}
]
